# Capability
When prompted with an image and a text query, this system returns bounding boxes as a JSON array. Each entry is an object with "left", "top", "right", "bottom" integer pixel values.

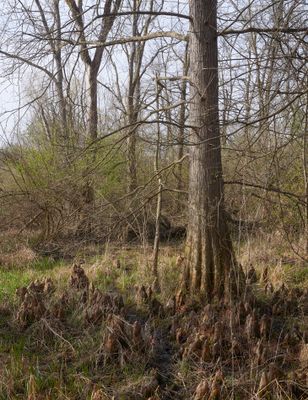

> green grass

[
  {"left": 31, "top": 257, "right": 65, "bottom": 272},
  {"left": 283, "top": 263, "right": 308, "bottom": 287},
  {"left": 0, "top": 269, "right": 34, "bottom": 301},
  {"left": 0, "top": 257, "right": 64, "bottom": 301}
]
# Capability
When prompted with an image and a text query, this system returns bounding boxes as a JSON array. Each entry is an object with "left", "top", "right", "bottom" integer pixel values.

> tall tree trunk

[
  {"left": 35, "top": 0, "right": 69, "bottom": 146},
  {"left": 177, "top": 43, "right": 189, "bottom": 210},
  {"left": 303, "top": 88, "right": 308, "bottom": 258},
  {"left": 152, "top": 77, "right": 162, "bottom": 291},
  {"left": 126, "top": 2, "right": 139, "bottom": 193},
  {"left": 53, "top": 0, "right": 68, "bottom": 142},
  {"left": 186, "top": 0, "right": 240, "bottom": 300},
  {"left": 87, "top": 67, "right": 99, "bottom": 142},
  {"left": 127, "top": 124, "right": 138, "bottom": 192},
  {"left": 126, "top": 0, "right": 155, "bottom": 194}
]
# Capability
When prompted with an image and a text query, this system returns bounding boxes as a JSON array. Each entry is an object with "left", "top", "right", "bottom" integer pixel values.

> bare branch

[
  {"left": 87, "top": 31, "right": 188, "bottom": 49},
  {"left": 220, "top": 26, "right": 308, "bottom": 36}
]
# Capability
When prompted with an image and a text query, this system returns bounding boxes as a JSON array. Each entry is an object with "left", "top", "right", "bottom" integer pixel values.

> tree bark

[
  {"left": 152, "top": 76, "right": 162, "bottom": 291},
  {"left": 303, "top": 88, "right": 308, "bottom": 258},
  {"left": 177, "top": 43, "right": 189, "bottom": 210},
  {"left": 186, "top": 0, "right": 241, "bottom": 300},
  {"left": 87, "top": 67, "right": 99, "bottom": 142},
  {"left": 126, "top": 0, "right": 139, "bottom": 193}
]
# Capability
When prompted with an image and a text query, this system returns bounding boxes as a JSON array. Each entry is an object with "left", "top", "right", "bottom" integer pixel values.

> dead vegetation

[{"left": 0, "top": 251, "right": 307, "bottom": 399}]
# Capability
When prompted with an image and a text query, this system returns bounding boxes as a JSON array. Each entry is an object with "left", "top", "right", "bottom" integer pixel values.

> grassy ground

[
  {"left": 0, "top": 240, "right": 307, "bottom": 399},
  {"left": 0, "top": 245, "right": 181, "bottom": 399}
]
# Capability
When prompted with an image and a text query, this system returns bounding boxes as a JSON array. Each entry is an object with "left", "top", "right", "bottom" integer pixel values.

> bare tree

[
  {"left": 65, "top": 0, "right": 122, "bottom": 141},
  {"left": 125, "top": 0, "right": 154, "bottom": 192},
  {"left": 0, "top": 0, "right": 71, "bottom": 147},
  {"left": 186, "top": 0, "right": 241, "bottom": 299}
]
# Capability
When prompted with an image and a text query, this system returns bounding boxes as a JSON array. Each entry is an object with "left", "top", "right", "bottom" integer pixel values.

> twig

[{"left": 42, "top": 318, "right": 76, "bottom": 354}]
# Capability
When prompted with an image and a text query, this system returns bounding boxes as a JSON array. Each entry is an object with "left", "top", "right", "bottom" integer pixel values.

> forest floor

[{"left": 0, "top": 237, "right": 308, "bottom": 399}]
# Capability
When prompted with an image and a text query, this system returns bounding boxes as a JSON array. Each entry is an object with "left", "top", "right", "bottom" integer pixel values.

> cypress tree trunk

[{"left": 186, "top": 0, "right": 241, "bottom": 300}]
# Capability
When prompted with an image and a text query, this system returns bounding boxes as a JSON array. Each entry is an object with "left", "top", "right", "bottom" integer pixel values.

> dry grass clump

[
  {"left": 239, "top": 231, "right": 295, "bottom": 267},
  {"left": 12, "top": 263, "right": 127, "bottom": 331},
  {"left": 0, "top": 229, "right": 38, "bottom": 268},
  {"left": 0, "top": 245, "right": 37, "bottom": 268},
  {"left": 14, "top": 277, "right": 54, "bottom": 329},
  {"left": 90, "top": 385, "right": 111, "bottom": 400}
]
